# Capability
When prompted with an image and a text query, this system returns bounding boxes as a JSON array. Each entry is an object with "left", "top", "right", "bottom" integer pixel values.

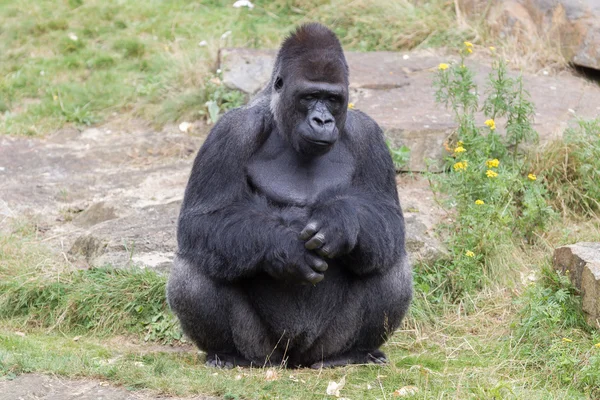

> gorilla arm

[
  {"left": 300, "top": 111, "right": 406, "bottom": 276},
  {"left": 177, "top": 107, "right": 326, "bottom": 284}
]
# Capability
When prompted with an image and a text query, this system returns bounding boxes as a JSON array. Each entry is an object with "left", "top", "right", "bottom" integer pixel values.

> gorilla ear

[{"left": 274, "top": 77, "right": 283, "bottom": 92}]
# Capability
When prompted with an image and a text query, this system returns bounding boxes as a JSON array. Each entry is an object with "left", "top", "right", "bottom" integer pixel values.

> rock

[
  {"left": 0, "top": 373, "right": 217, "bottom": 400},
  {"left": 220, "top": 48, "right": 275, "bottom": 94},
  {"left": 398, "top": 176, "right": 448, "bottom": 264},
  {"left": 405, "top": 215, "right": 448, "bottom": 264},
  {"left": 554, "top": 242, "right": 600, "bottom": 326},
  {"left": 485, "top": 0, "right": 600, "bottom": 70},
  {"left": 219, "top": 47, "right": 600, "bottom": 172},
  {"left": 72, "top": 202, "right": 118, "bottom": 228},
  {"left": 68, "top": 235, "right": 107, "bottom": 266}
]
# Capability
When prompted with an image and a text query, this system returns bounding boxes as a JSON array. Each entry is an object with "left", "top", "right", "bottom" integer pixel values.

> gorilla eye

[{"left": 274, "top": 77, "right": 283, "bottom": 92}]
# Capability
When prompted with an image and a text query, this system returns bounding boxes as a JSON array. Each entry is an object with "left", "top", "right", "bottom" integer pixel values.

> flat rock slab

[
  {"left": 554, "top": 242, "right": 600, "bottom": 327},
  {"left": 0, "top": 374, "right": 215, "bottom": 400},
  {"left": 0, "top": 120, "right": 445, "bottom": 270},
  {"left": 220, "top": 48, "right": 600, "bottom": 171}
]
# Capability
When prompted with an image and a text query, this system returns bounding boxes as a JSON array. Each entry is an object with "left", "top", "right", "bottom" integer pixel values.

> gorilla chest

[{"left": 247, "top": 144, "right": 354, "bottom": 206}]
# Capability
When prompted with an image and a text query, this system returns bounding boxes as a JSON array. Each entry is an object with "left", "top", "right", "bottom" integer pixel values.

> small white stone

[
  {"left": 68, "top": 32, "right": 78, "bottom": 41},
  {"left": 198, "top": 40, "right": 208, "bottom": 47},
  {"left": 179, "top": 122, "right": 192, "bottom": 133},
  {"left": 233, "top": 0, "right": 254, "bottom": 8},
  {"left": 568, "top": 109, "right": 575, "bottom": 114},
  {"left": 402, "top": 54, "right": 410, "bottom": 60},
  {"left": 221, "top": 31, "right": 232, "bottom": 40},
  {"left": 216, "top": 69, "right": 222, "bottom": 74},
  {"left": 40, "top": 70, "right": 45, "bottom": 76},
  {"left": 550, "top": 86, "right": 556, "bottom": 90},
  {"left": 542, "top": 70, "right": 549, "bottom": 75}
]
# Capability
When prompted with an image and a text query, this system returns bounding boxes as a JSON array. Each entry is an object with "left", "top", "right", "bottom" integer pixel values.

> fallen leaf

[
  {"left": 265, "top": 369, "right": 279, "bottom": 381},
  {"left": 326, "top": 376, "right": 346, "bottom": 397},
  {"left": 179, "top": 122, "right": 192, "bottom": 133},
  {"left": 73, "top": 336, "right": 81, "bottom": 341},
  {"left": 393, "top": 386, "right": 419, "bottom": 397}
]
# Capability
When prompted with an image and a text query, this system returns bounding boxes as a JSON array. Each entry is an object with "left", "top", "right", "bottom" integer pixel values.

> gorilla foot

[
  {"left": 310, "top": 350, "right": 388, "bottom": 369},
  {"left": 205, "top": 352, "right": 252, "bottom": 369}
]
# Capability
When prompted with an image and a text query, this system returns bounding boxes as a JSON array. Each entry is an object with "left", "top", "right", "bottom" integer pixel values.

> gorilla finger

[
  {"left": 305, "top": 253, "right": 328, "bottom": 272},
  {"left": 299, "top": 221, "right": 321, "bottom": 240},
  {"left": 296, "top": 263, "right": 324, "bottom": 284},
  {"left": 316, "top": 246, "right": 332, "bottom": 258},
  {"left": 305, "top": 232, "right": 325, "bottom": 250}
]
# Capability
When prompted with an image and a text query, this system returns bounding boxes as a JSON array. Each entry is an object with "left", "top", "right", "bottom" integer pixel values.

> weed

[
  {"left": 423, "top": 43, "right": 554, "bottom": 301},
  {"left": 536, "top": 119, "right": 600, "bottom": 217}
]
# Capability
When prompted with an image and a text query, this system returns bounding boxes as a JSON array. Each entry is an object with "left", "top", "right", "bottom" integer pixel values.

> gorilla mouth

[{"left": 303, "top": 137, "right": 334, "bottom": 147}]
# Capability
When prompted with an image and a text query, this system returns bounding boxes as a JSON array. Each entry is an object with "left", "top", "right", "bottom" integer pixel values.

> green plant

[
  {"left": 387, "top": 141, "right": 411, "bottom": 170},
  {"left": 421, "top": 44, "right": 554, "bottom": 300},
  {"left": 537, "top": 118, "right": 600, "bottom": 217}
]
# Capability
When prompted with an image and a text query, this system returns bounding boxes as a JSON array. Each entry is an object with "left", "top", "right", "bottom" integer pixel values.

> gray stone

[
  {"left": 398, "top": 176, "right": 448, "bottom": 264},
  {"left": 220, "top": 48, "right": 275, "bottom": 94},
  {"left": 553, "top": 242, "right": 600, "bottom": 327},
  {"left": 486, "top": 0, "right": 600, "bottom": 70},
  {"left": 0, "top": 373, "right": 216, "bottom": 400},
  {"left": 72, "top": 201, "right": 118, "bottom": 228},
  {"left": 69, "top": 234, "right": 107, "bottom": 263}
]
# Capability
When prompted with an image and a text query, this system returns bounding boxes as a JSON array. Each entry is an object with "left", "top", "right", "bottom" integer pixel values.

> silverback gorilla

[{"left": 167, "top": 23, "right": 412, "bottom": 369}]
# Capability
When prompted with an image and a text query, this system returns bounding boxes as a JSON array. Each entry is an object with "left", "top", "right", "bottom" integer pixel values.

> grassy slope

[{"left": 0, "top": 0, "right": 470, "bottom": 136}]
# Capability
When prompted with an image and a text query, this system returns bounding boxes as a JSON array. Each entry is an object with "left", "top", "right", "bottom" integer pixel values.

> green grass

[
  {"left": 0, "top": 0, "right": 472, "bottom": 135},
  {"left": 2, "top": 219, "right": 600, "bottom": 398}
]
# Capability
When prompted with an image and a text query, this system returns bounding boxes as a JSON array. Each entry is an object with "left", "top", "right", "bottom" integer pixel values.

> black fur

[{"left": 167, "top": 23, "right": 412, "bottom": 368}]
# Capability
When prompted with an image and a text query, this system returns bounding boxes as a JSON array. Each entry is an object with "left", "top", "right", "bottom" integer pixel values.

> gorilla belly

[{"left": 244, "top": 265, "right": 353, "bottom": 347}]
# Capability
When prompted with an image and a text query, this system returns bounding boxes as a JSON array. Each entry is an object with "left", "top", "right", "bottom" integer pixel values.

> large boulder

[
  {"left": 485, "top": 0, "right": 600, "bottom": 70},
  {"left": 554, "top": 242, "right": 600, "bottom": 327}
]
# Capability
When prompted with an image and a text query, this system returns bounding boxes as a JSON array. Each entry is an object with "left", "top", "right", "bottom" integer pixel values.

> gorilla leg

[
  {"left": 167, "top": 257, "right": 280, "bottom": 368},
  {"left": 307, "top": 258, "right": 412, "bottom": 369}
]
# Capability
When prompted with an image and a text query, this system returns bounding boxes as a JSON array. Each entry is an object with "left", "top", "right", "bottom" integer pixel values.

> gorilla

[{"left": 167, "top": 23, "right": 412, "bottom": 369}]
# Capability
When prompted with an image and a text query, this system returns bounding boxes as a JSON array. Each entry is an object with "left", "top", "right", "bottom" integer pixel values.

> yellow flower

[
  {"left": 486, "top": 159, "right": 500, "bottom": 168},
  {"left": 464, "top": 41, "right": 473, "bottom": 48},
  {"left": 484, "top": 119, "right": 496, "bottom": 130},
  {"left": 454, "top": 146, "right": 466, "bottom": 153},
  {"left": 457, "top": 141, "right": 464, "bottom": 146},
  {"left": 486, "top": 170, "right": 498, "bottom": 178},
  {"left": 438, "top": 63, "right": 449, "bottom": 71},
  {"left": 562, "top": 338, "right": 573, "bottom": 343},
  {"left": 489, "top": 46, "right": 496, "bottom": 51},
  {"left": 475, "top": 199, "right": 485, "bottom": 205},
  {"left": 466, "top": 48, "right": 473, "bottom": 54},
  {"left": 348, "top": 103, "right": 355, "bottom": 109},
  {"left": 453, "top": 161, "right": 468, "bottom": 171},
  {"left": 528, "top": 173, "right": 537, "bottom": 181},
  {"left": 594, "top": 343, "right": 600, "bottom": 348},
  {"left": 466, "top": 250, "right": 475, "bottom": 257}
]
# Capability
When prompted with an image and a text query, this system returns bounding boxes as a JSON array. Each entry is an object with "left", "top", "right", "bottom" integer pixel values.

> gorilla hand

[
  {"left": 264, "top": 233, "right": 328, "bottom": 284},
  {"left": 300, "top": 201, "right": 360, "bottom": 259}
]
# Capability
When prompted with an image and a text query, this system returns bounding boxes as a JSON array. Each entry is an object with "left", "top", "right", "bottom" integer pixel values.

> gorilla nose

[{"left": 311, "top": 116, "right": 334, "bottom": 127}]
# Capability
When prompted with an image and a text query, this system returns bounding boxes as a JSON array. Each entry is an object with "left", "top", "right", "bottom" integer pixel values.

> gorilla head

[{"left": 270, "top": 23, "right": 350, "bottom": 157}]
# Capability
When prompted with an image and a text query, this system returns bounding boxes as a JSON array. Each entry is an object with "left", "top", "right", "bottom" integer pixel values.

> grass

[
  {"left": 1, "top": 217, "right": 600, "bottom": 398},
  {"left": 0, "top": 0, "right": 474, "bottom": 136}
]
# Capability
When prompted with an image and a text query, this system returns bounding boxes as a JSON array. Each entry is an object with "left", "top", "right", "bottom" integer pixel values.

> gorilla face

[{"left": 272, "top": 63, "right": 349, "bottom": 158}]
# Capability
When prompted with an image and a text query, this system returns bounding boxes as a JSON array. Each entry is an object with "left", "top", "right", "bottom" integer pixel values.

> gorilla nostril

[{"left": 312, "top": 117, "right": 324, "bottom": 127}]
